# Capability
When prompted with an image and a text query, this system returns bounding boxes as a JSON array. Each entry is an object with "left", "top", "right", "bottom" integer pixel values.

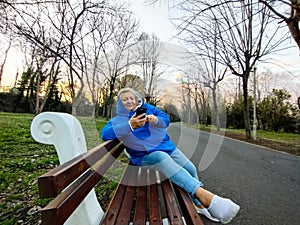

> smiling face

[{"left": 119, "top": 91, "right": 137, "bottom": 111}]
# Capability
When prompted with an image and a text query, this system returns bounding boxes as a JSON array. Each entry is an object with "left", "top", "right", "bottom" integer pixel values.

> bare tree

[
  {"left": 258, "top": 0, "right": 300, "bottom": 50},
  {"left": 79, "top": 5, "right": 117, "bottom": 117},
  {"left": 97, "top": 8, "right": 139, "bottom": 118},
  {"left": 180, "top": 77, "right": 193, "bottom": 123},
  {"left": 0, "top": 35, "right": 12, "bottom": 87},
  {"left": 174, "top": 0, "right": 290, "bottom": 139},
  {"left": 179, "top": 72, "right": 210, "bottom": 125},
  {"left": 10, "top": 40, "right": 62, "bottom": 114},
  {"left": 0, "top": 0, "right": 111, "bottom": 114},
  {"left": 136, "top": 32, "right": 163, "bottom": 104},
  {"left": 48, "top": 1, "right": 109, "bottom": 115},
  {"left": 32, "top": 45, "right": 61, "bottom": 114},
  {"left": 117, "top": 74, "right": 144, "bottom": 91},
  {"left": 181, "top": 25, "right": 227, "bottom": 130},
  {"left": 147, "top": 0, "right": 300, "bottom": 51}
]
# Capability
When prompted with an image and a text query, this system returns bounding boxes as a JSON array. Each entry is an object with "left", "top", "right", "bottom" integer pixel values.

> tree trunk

[
  {"left": 287, "top": 0, "right": 300, "bottom": 50},
  {"left": 212, "top": 85, "right": 220, "bottom": 131},
  {"left": 242, "top": 76, "right": 251, "bottom": 140}
]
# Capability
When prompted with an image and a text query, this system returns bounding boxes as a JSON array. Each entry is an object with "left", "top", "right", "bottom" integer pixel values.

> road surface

[{"left": 168, "top": 123, "right": 300, "bottom": 225}]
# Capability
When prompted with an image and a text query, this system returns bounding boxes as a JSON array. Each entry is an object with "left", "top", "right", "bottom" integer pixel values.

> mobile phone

[{"left": 136, "top": 107, "right": 147, "bottom": 118}]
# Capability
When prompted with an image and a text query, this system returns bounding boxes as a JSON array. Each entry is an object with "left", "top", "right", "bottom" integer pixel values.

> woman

[{"left": 101, "top": 88, "right": 240, "bottom": 224}]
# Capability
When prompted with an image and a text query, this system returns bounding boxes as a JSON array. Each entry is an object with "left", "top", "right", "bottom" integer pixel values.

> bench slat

[
  {"left": 133, "top": 168, "right": 148, "bottom": 225},
  {"left": 40, "top": 143, "right": 124, "bottom": 225},
  {"left": 115, "top": 167, "right": 139, "bottom": 225},
  {"left": 41, "top": 169, "right": 96, "bottom": 225},
  {"left": 100, "top": 184, "right": 127, "bottom": 225},
  {"left": 38, "top": 140, "right": 122, "bottom": 198},
  {"left": 173, "top": 185, "right": 204, "bottom": 225},
  {"left": 161, "top": 179, "right": 185, "bottom": 225},
  {"left": 149, "top": 170, "right": 163, "bottom": 225},
  {"left": 100, "top": 164, "right": 138, "bottom": 225}
]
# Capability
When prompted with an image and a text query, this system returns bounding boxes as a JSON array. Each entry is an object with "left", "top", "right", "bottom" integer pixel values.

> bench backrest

[{"left": 31, "top": 112, "right": 114, "bottom": 225}]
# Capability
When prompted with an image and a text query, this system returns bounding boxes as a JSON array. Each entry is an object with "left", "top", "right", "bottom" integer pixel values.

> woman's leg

[
  {"left": 169, "top": 149, "right": 203, "bottom": 206},
  {"left": 141, "top": 150, "right": 203, "bottom": 197},
  {"left": 169, "top": 148, "right": 199, "bottom": 180},
  {"left": 194, "top": 187, "right": 214, "bottom": 208},
  {"left": 171, "top": 154, "right": 240, "bottom": 224},
  {"left": 142, "top": 150, "right": 213, "bottom": 206}
]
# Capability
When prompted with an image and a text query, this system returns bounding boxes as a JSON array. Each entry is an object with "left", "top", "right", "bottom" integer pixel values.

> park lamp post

[{"left": 253, "top": 63, "right": 257, "bottom": 140}]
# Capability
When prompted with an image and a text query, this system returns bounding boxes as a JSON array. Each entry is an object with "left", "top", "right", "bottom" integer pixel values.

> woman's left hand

[{"left": 146, "top": 114, "right": 158, "bottom": 124}]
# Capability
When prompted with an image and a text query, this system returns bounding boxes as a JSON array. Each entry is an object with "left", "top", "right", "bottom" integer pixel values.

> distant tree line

[
  {"left": 1, "top": 64, "right": 299, "bottom": 133},
  {"left": 227, "top": 89, "right": 300, "bottom": 133}
]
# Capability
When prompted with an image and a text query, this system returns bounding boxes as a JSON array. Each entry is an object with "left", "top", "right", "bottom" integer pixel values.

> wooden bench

[{"left": 31, "top": 112, "right": 204, "bottom": 225}]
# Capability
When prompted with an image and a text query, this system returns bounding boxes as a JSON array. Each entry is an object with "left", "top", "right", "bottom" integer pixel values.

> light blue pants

[{"left": 141, "top": 148, "right": 203, "bottom": 206}]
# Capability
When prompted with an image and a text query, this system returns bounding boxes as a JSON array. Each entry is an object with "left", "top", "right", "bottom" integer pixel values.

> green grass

[
  {"left": 189, "top": 124, "right": 300, "bottom": 155},
  {"left": 196, "top": 124, "right": 299, "bottom": 145},
  {"left": 223, "top": 127, "right": 299, "bottom": 145},
  {"left": 0, "top": 112, "right": 126, "bottom": 224},
  {"left": 254, "top": 129, "right": 299, "bottom": 143},
  {"left": 0, "top": 112, "right": 55, "bottom": 224}
]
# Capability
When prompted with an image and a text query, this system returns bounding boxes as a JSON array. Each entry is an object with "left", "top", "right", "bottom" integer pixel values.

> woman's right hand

[{"left": 129, "top": 113, "right": 147, "bottom": 129}]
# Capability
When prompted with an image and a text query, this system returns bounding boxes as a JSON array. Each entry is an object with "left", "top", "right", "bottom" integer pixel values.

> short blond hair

[{"left": 117, "top": 88, "right": 136, "bottom": 97}]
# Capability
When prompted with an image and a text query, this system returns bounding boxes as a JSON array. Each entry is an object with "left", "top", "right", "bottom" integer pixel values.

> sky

[
  {"left": 128, "top": 0, "right": 176, "bottom": 43},
  {"left": 128, "top": 0, "right": 300, "bottom": 101}
]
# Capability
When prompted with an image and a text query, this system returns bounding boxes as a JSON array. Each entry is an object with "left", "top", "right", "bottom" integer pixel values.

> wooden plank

[
  {"left": 148, "top": 170, "right": 163, "bottom": 225},
  {"left": 161, "top": 179, "right": 185, "bottom": 225},
  {"left": 40, "top": 144, "right": 124, "bottom": 225},
  {"left": 114, "top": 165, "right": 139, "bottom": 225},
  {"left": 173, "top": 184, "right": 204, "bottom": 225},
  {"left": 133, "top": 168, "right": 147, "bottom": 225},
  {"left": 100, "top": 163, "right": 132, "bottom": 225},
  {"left": 41, "top": 170, "right": 97, "bottom": 225},
  {"left": 38, "top": 140, "right": 123, "bottom": 198}
]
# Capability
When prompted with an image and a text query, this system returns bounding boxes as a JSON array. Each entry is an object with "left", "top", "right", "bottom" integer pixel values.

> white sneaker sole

[{"left": 195, "top": 207, "right": 220, "bottom": 222}]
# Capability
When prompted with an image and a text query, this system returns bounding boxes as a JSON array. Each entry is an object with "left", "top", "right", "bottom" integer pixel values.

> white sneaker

[
  {"left": 195, "top": 206, "right": 220, "bottom": 222},
  {"left": 208, "top": 195, "right": 240, "bottom": 224}
]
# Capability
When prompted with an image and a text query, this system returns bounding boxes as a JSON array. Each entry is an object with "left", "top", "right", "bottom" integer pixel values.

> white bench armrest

[{"left": 31, "top": 112, "right": 103, "bottom": 225}]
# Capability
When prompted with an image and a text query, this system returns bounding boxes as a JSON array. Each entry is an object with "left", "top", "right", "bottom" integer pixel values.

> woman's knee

[{"left": 147, "top": 151, "right": 170, "bottom": 163}]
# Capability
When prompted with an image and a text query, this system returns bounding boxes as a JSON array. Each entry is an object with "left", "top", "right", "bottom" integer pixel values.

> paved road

[{"left": 168, "top": 123, "right": 300, "bottom": 225}]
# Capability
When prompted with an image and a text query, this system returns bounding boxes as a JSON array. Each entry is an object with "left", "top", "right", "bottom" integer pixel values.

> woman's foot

[
  {"left": 208, "top": 195, "right": 240, "bottom": 224},
  {"left": 194, "top": 187, "right": 215, "bottom": 208},
  {"left": 195, "top": 205, "right": 220, "bottom": 222}
]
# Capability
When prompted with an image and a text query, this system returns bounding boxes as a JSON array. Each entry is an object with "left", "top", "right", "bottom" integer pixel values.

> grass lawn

[
  {"left": 0, "top": 112, "right": 126, "bottom": 225},
  {"left": 0, "top": 113, "right": 299, "bottom": 224},
  {"left": 0, "top": 112, "right": 53, "bottom": 224},
  {"left": 214, "top": 127, "right": 299, "bottom": 143},
  {"left": 197, "top": 125, "right": 300, "bottom": 155}
]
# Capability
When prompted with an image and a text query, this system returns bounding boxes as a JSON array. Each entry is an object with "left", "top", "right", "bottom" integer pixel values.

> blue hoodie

[{"left": 101, "top": 90, "right": 176, "bottom": 166}]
